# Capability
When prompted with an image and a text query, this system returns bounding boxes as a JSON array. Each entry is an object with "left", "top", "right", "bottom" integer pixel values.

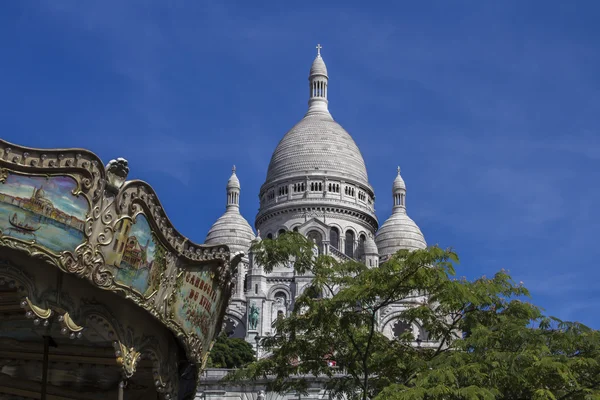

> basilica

[{"left": 204, "top": 46, "right": 430, "bottom": 351}]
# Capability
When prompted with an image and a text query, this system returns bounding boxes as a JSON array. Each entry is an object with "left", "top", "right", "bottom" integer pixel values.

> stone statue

[
  {"left": 249, "top": 303, "right": 260, "bottom": 330},
  {"left": 257, "top": 390, "right": 265, "bottom": 400}
]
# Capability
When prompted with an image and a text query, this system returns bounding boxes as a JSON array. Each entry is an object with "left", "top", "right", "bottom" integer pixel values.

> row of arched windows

[
  {"left": 264, "top": 228, "right": 375, "bottom": 262},
  {"left": 278, "top": 186, "right": 289, "bottom": 196},
  {"left": 293, "top": 182, "right": 306, "bottom": 193},
  {"left": 262, "top": 181, "right": 374, "bottom": 205},
  {"left": 227, "top": 192, "right": 239, "bottom": 205},
  {"left": 311, "top": 80, "right": 327, "bottom": 98},
  {"left": 394, "top": 193, "right": 406, "bottom": 206},
  {"left": 310, "top": 182, "right": 323, "bottom": 192}
]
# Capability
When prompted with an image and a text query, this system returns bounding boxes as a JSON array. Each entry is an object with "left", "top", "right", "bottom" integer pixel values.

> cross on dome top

[
  {"left": 316, "top": 43, "right": 322, "bottom": 56},
  {"left": 232, "top": 165, "right": 236, "bottom": 174},
  {"left": 397, "top": 166, "right": 401, "bottom": 175}
]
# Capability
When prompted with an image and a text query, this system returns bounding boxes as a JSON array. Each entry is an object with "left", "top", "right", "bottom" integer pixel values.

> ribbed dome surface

[
  {"left": 310, "top": 56, "right": 328, "bottom": 77},
  {"left": 393, "top": 174, "right": 406, "bottom": 191},
  {"left": 265, "top": 113, "right": 369, "bottom": 185},
  {"left": 205, "top": 210, "right": 255, "bottom": 254},
  {"left": 227, "top": 171, "right": 240, "bottom": 189},
  {"left": 363, "top": 235, "right": 378, "bottom": 255},
  {"left": 375, "top": 212, "right": 427, "bottom": 256}
]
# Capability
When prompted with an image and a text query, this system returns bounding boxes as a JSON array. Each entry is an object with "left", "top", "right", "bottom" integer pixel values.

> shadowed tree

[{"left": 207, "top": 334, "right": 255, "bottom": 369}]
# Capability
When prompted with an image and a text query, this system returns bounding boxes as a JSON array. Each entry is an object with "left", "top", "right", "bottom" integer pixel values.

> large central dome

[
  {"left": 265, "top": 112, "right": 369, "bottom": 184},
  {"left": 256, "top": 46, "right": 378, "bottom": 235}
]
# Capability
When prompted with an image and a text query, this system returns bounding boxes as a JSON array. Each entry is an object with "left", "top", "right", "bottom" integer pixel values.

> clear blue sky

[{"left": 1, "top": 1, "right": 598, "bottom": 327}]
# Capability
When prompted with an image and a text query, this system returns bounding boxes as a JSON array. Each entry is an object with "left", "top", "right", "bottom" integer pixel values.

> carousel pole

[
  {"left": 40, "top": 335, "right": 57, "bottom": 400},
  {"left": 118, "top": 380, "right": 125, "bottom": 400}
]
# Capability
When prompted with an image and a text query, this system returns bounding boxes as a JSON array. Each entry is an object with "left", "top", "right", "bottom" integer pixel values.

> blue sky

[{"left": 0, "top": 1, "right": 598, "bottom": 327}]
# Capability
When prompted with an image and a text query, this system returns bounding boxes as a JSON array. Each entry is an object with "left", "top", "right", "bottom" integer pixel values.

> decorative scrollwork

[
  {"left": 60, "top": 243, "right": 113, "bottom": 288},
  {"left": 0, "top": 139, "right": 105, "bottom": 206},
  {"left": 115, "top": 342, "right": 142, "bottom": 379}
]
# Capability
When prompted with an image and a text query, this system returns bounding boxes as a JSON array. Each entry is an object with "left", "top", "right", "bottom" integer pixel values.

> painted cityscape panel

[
  {"left": 0, "top": 172, "right": 88, "bottom": 253},
  {"left": 104, "top": 214, "right": 166, "bottom": 297},
  {"left": 172, "top": 269, "right": 222, "bottom": 343}
]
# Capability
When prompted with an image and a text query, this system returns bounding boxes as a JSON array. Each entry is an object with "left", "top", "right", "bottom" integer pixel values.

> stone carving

[
  {"left": 249, "top": 303, "right": 260, "bottom": 330},
  {"left": 257, "top": 390, "right": 266, "bottom": 400}
]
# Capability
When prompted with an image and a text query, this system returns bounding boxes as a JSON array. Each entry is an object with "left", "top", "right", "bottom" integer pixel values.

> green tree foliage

[
  {"left": 207, "top": 334, "right": 256, "bottom": 369},
  {"left": 229, "top": 232, "right": 600, "bottom": 400}
]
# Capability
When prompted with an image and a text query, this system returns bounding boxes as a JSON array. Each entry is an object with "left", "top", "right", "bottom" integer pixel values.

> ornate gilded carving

[
  {"left": 61, "top": 312, "right": 84, "bottom": 332},
  {"left": 60, "top": 242, "right": 113, "bottom": 288},
  {"left": 23, "top": 297, "right": 52, "bottom": 319},
  {"left": 115, "top": 342, "right": 142, "bottom": 379}
]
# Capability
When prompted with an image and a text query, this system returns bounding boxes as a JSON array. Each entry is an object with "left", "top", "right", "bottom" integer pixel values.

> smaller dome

[
  {"left": 310, "top": 55, "right": 328, "bottom": 77},
  {"left": 375, "top": 213, "right": 426, "bottom": 256},
  {"left": 227, "top": 166, "right": 240, "bottom": 189},
  {"left": 393, "top": 167, "right": 405, "bottom": 191},
  {"left": 206, "top": 166, "right": 254, "bottom": 255},
  {"left": 205, "top": 210, "right": 255, "bottom": 254},
  {"left": 363, "top": 235, "right": 378, "bottom": 255}
]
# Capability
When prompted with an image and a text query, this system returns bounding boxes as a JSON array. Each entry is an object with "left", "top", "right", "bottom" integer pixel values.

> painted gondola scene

[
  {"left": 104, "top": 213, "right": 167, "bottom": 296},
  {"left": 0, "top": 172, "right": 87, "bottom": 253}
]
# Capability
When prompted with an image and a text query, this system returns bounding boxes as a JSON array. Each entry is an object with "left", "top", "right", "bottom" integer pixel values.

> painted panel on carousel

[
  {"left": 173, "top": 268, "right": 223, "bottom": 344},
  {"left": 104, "top": 214, "right": 167, "bottom": 296},
  {"left": 0, "top": 172, "right": 88, "bottom": 253}
]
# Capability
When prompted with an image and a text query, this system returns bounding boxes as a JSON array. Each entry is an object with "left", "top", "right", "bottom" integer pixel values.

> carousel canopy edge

[{"left": 0, "top": 139, "right": 233, "bottom": 367}]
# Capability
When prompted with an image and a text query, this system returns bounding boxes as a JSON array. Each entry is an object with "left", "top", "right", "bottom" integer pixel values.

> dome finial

[
  {"left": 307, "top": 44, "right": 329, "bottom": 116},
  {"left": 227, "top": 166, "right": 241, "bottom": 208},
  {"left": 392, "top": 166, "right": 406, "bottom": 213}
]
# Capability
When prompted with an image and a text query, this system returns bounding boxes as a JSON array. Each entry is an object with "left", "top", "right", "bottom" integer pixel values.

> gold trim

[
  {"left": 25, "top": 297, "right": 52, "bottom": 319},
  {"left": 63, "top": 312, "right": 84, "bottom": 332},
  {"left": 116, "top": 342, "right": 142, "bottom": 378}
]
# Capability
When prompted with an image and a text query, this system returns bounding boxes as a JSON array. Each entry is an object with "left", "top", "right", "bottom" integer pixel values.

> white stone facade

[{"left": 204, "top": 46, "right": 429, "bottom": 352}]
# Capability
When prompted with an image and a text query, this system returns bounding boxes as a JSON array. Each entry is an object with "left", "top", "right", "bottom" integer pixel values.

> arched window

[
  {"left": 267, "top": 233, "right": 273, "bottom": 240},
  {"left": 345, "top": 230, "right": 355, "bottom": 257},
  {"left": 278, "top": 229, "right": 286, "bottom": 237},
  {"left": 293, "top": 226, "right": 299, "bottom": 232},
  {"left": 274, "top": 291, "right": 287, "bottom": 305},
  {"left": 393, "top": 320, "right": 411, "bottom": 338},
  {"left": 358, "top": 234, "right": 366, "bottom": 257},
  {"left": 330, "top": 227, "right": 340, "bottom": 249}
]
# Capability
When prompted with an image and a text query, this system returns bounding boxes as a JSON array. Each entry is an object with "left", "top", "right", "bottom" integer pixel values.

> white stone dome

[
  {"left": 227, "top": 168, "right": 240, "bottom": 189},
  {"left": 265, "top": 113, "right": 370, "bottom": 185},
  {"left": 393, "top": 170, "right": 406, "bottom": 191},
  {"left": 310, "top": 55, "right": 328, "bottom": 77},
  {"left": 205, "top": 168, "right": 254, "bottom": 255},
  {"left": 205, "top": 210, "right": 255, "bottom": 254},
  {"left": 376, "top": 169, "right": 426, "bottom": 257},
  {"left": 363, "top": 235, "right": 378, "bottom": 255},
  {"left": 375, "top": 213, "right": 426, "bottom": 256}
]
